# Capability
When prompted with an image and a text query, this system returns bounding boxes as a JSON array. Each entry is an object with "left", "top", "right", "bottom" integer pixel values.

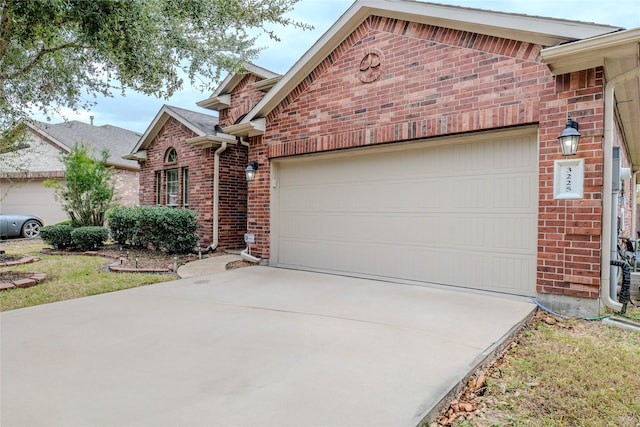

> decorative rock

[{"left": 0, "top": 282, "right": 16, "bottom": 290}]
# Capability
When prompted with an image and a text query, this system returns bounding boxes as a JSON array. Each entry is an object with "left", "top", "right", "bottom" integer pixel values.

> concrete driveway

[{"left": 1, "top": 267, "right": 534, "bottom": 427}]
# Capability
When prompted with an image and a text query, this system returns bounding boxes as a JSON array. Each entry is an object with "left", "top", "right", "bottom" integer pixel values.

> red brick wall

[
  {"left": 219, "top": 74, "right": 268, "bottom": 127},
  {"left": 218, "top": 144, "right": 248, "bottom": 249},
  {"left": 243, "top": 16, "right": 625, "bottom": 300},
  {"left": 139, "top": 117, "right": 247, "bottom": 248}
]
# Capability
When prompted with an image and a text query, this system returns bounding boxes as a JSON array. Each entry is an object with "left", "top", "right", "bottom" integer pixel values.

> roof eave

[
  {"left": 123, "top": 150, "right": 147, "bottom": 162},
  {"left": 222, "top": 119, "right": 266, "bottom": 137},
  {"left": 252, "top": 76, "right": 283, "bottom": 92},
  {"left": 541, "top": 27, "right": 640, "bottom": 75},
  {"left": 185, "top": 133, "right": 238, "bottom": 148},
  {"left": 196, "top": 94, "right": 231, "bottom": 111},
  {"left": 197, "top": 63, "right": 280, "bottom": 109}
]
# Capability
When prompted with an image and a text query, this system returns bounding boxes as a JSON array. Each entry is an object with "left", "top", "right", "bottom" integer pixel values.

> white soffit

[
  {"left": 541, "top": 27, "right": 640, "bottom": 75},
  {"left": 186, "top": 133, "right": 237, "bottom": 148},
  {"left": 196, "top": 94, "right": 231, "bottom": 110},
  {"left": 222, "top": 118, "right": 266, "bottom": 137},
  {"left": 241, "top": 0, "right": 622, "bottom": 123}
]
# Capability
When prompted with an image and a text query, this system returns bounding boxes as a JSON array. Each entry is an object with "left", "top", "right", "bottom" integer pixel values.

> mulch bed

[{"left": 40, "top": 244, "right": 245, "bottom": 273}]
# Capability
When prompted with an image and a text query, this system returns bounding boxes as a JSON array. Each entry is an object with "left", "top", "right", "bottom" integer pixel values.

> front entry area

[{"left": 271, "top": 129, "right": 539, "bottom": 296}]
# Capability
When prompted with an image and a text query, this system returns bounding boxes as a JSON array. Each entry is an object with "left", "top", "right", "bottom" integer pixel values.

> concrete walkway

[
  {"left": 1, "top": 267, "right": 535, "bottom": 427},
  {"left": 176, "top": 253, "right": 242, "bottom": 278}
]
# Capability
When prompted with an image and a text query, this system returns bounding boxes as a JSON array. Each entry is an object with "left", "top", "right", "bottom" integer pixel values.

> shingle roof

[
  {"left": 33, "top": 120, "right": 141, "bottom": 170},
  {"left": 163, "top": 105, "right": 219, "bottom": 135},
  {"left": 129, "top": 104, "right": 220, "bottom": 155}
]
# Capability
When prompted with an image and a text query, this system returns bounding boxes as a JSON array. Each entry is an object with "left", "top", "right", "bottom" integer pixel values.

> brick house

[
  {"left": 125, "top": 104, "right": 249, "bottom": 249},
  {"left": 192, "top": 0, "right": 640, "bottom": 317},
  {"left": 0, "top": 120, "right": 140, "bottom": 225}
]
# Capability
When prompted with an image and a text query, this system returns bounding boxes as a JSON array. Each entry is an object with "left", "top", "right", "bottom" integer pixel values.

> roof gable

[
  {"left": 31, "top": 120, "right": 141, "bottom": 170},
  {"left": 130, "top": 104, "right": 219, "bottom": 155},
  {"left": 236, "top": 0, "right": 622, "bottom": 127},
  {"left": 197, "top": 63, "right": 280, "bottom": 111}
]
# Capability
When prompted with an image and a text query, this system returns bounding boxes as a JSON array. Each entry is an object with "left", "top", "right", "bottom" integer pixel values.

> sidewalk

[{"left": 176, "top": 254, "right": 242, "bottom": 278}]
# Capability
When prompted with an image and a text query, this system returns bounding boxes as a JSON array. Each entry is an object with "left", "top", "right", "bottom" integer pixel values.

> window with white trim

[
  {"left": 166, "top": 169, "right": 178, "bottom": 206},
  {"left": 182, "top": 167, "right": 189, "bottom": 207}
]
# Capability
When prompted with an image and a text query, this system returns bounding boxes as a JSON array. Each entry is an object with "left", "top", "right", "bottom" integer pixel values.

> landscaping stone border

[
  {"left": 0, "top": 256, "right": 46, "bottom": 291},
  {"left": 0, "top": 272, "right": 47, "bottom": 291},
  {"left": 0, "top": 256, "right": 40, "bottom": 268}
]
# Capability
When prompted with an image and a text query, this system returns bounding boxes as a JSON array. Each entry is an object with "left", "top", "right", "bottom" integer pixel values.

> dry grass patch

[{"left": 435, "top": 309, "right": 640, "bottom": 427}]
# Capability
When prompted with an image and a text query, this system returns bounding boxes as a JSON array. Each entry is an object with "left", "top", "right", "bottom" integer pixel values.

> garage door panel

[
  {"left": 275, "top": 133, "right": 538, "bottom": 296},
  {"left": 281, "top": 211, "right": 536, "bottom": 253},
  {"left": 278, "top": 237, "right": 535, "bottom": 292},
  {"left": 1, "top": 179, "right": 67, "bottom": 225},
  {"left": 282, "top": 174, "right": 535, "bottom": 214}
]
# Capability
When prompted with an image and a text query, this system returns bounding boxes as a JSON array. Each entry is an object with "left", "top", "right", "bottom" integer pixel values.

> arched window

[{"left": 165, "top": 148, "right": 178, "bottom": 163}]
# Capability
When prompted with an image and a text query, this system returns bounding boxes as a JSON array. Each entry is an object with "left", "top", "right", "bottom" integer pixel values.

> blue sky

[{"left": 34, "top": 0, "right": 640, "bottom": 134}]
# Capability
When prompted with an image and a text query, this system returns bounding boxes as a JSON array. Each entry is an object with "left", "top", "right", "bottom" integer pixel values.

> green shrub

[
  {"left": 107, "top": 206, "right": 199, "bottom": 254},
  {"left": 107, "top": 206, "right": 144, "bottom": 246},
  {"left": 40, "top": 224, "right": 74, "bottom": 249},
  {"left": 155, "top": 207, "right": 200, "bottom": 254},
  {"left": 70, "top": 226, "right": 109, "bottom": 251}
]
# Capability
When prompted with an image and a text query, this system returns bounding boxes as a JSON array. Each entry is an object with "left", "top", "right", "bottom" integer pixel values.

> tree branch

[
  {"left": 0, "top": 1, "right": 12, "bottom": 60},
  {"left": 1, "top": 41, "right": 79, "bottom": 81}
]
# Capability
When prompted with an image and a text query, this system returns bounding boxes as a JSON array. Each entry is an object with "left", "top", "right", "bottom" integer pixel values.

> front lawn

[{"left": 0, "top": 239, "right": 177, "bottom": 311}]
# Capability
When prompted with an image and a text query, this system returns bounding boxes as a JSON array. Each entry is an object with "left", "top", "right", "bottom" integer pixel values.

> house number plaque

[{"left": 553, "top": 158, "right": 584, "bottom": 200}]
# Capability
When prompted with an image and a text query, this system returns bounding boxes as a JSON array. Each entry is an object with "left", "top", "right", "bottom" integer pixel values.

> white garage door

[
  {"left": 1, "top": 179, "right": 67, "bottom": 226},
  {"left": 272, "top": 130, "right": 538, "bottom": 296}
]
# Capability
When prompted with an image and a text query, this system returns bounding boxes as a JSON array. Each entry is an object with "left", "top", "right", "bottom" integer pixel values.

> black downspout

[{"left": 610, "top": 259, "right": 631, "bottom": 313}]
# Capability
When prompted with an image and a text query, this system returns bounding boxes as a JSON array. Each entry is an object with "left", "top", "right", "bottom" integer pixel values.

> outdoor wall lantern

[
  {"left": 245, "top": 161, "right": 259, "bottom": 181},
  {"left": 558, "top": 115, "right": 581, "bottom": 156}
]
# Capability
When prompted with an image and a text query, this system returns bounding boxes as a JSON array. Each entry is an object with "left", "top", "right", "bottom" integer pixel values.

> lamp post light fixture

[
  {"left": 558, "top": 115, "right": 581, "bottom": 156},
  {"left": 245, "top": 161, "right": 259, "bottom": 181}
]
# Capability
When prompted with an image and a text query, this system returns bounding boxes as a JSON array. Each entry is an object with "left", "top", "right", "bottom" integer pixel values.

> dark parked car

[{"left": 0, "top": 214, "right": 43, "bottom": 239}]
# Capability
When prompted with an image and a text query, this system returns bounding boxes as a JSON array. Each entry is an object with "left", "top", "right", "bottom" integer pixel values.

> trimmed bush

[
  {"left": 108, "top": 206, "right": 144, "bottom": 246},
  {"left": 40, "top": 224, "right": 74, "bottom": 249},
  {"left": 107, "top": 206, "right": 199, "bottom": 254},
  {"left": 70, "top": 226, "right": 109, "bottom": 251}
]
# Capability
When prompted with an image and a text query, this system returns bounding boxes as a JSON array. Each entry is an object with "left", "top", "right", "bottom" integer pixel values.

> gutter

[
  {"left": 208, "top": 142, "right": 228, "bottom": 251},
  {"left": 601, "top": 65, "right": 640, "bottom": 312}
]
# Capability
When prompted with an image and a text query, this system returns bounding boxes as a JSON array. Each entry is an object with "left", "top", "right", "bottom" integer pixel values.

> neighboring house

[
  {"left": 0, "top": 120, "right": 140, "bottom": 225},
  {"left": 192, "top": 0, "right": 640, "bottom": 317},
  {"left": 125, "top": 105, "right": 247, "bottom": 249}
]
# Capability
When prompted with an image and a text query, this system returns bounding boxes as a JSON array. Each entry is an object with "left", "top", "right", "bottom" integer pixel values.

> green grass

[{"left": 1, "top": 241, "right": 177, "bottom": 311}]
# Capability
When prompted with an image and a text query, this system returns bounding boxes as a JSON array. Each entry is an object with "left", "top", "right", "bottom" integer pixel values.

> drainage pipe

[
  {"left": 207, "top": 142, "right": 227, "bottom": 251},
  {"left": 610, "top": 189, "right": 620, "bottom": 302},
  {"left": 241, "top": 247, "right": 261, "bottom": 263},
  {"left": 610, "top": 259, "right": 631, "bottom": 313},
  {"left": 601, "top": 65, "right": 640, "bottom": 312}
]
